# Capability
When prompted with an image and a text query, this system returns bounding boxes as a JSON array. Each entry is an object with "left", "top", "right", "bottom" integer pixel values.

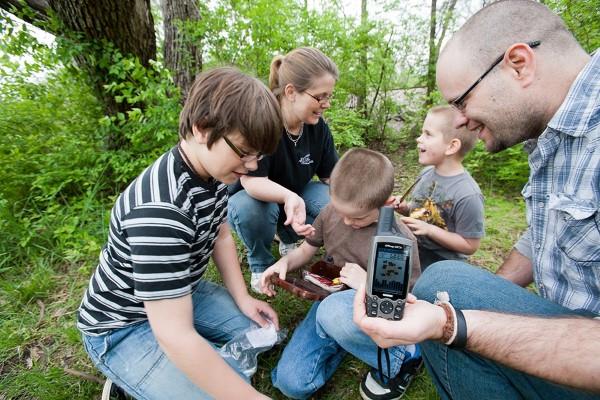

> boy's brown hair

[
  {"left": 329, "top": 148, "right": 394, "bottom": 210},
  {"left": 179, "top": 67, "right": 282, "bottom": 155},
  {"left": 428, "top": 105, "right": 478, "bottom": 157}
]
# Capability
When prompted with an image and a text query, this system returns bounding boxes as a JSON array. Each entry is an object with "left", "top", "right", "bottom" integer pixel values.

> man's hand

[
  {"left": 260, "top": 259, "right": 289, "bottom": 297},
  {"left": 339, "top": 262, "right": 366, "bottom": 290},
  {"left": 353, "top": 284, "right": 446, "bottom": 348},
  {"left": 400, "top": 216, "right": 433, "bottom": 236},
  {"left": 283, "top": 193, "right": 315, "bottom": 237},
  {"left": 236, "top": 294, "right": 279, "bottom": 330}
]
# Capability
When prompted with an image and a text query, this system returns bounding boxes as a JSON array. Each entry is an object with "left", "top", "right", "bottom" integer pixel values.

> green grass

[{"left": 0, "top": 171, "right": 526, "bottom": 400}]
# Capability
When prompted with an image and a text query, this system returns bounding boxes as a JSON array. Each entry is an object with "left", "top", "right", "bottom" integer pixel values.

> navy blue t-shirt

[{"left": 231, "top": 118, "right": 338, "bottom": 195}]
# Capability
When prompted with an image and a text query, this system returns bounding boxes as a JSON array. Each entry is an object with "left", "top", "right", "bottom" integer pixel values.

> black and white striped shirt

[{"left": 77, "top": 147, "right": 228, "bottom": 335}]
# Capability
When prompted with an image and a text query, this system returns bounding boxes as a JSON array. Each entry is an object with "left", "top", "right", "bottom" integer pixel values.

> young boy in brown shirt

[{"left": 260, "top": 148, "right": 422, "bottom": 400}]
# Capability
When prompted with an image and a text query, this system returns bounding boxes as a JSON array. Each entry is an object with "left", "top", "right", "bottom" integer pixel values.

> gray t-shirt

[{"left": 408, "top": 166, "right": 485, "bottom": 261}]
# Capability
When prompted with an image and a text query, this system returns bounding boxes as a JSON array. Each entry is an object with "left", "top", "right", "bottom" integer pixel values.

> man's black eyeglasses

[
  {"left": 305, "top": 91, "right": 333, "bottom": 104},
  {"left": 450, "top": 40, "right": 541, "bottom": 111},
  {"left": 223, "top": 136, "right": 264, "bottom": 162}
]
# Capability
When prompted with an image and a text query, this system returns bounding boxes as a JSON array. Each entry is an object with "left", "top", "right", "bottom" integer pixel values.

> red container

[{"left": 270, "top": 260, "right": 347, "bottom": 301}]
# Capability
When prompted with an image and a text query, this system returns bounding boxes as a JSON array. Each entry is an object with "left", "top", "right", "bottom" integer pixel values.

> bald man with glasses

[{"left": 354, "top": 1, "right": 600, "bottom": 399}]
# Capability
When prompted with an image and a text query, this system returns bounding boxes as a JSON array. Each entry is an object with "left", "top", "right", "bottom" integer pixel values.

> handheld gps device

[{"left": 365, "top": 206, "right": 413, "bottom": 321}]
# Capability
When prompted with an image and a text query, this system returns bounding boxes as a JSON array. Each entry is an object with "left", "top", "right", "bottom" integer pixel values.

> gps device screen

[{"left": 372, "top": 242, "right": 410, "bottom": 298}]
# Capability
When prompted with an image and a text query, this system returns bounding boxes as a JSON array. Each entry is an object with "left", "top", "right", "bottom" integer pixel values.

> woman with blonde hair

[{"left": 228, "top": 47, "right": 339, "bottom": 292}]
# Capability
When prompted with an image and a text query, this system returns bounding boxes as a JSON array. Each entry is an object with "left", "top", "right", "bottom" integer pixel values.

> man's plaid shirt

[{"left": 516, "top": 50, "right": 599, "bottom": 316}]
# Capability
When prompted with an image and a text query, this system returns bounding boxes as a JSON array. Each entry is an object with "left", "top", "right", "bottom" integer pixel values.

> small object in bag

[{"left": 219, "top": 322, "right": 287, "bottom": 378}]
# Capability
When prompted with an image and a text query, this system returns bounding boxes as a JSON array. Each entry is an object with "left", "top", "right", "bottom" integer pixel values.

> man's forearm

[
  {"left": 496, "top": 248, "right": 533, "bottom": 287},
  {"left": 464, "top": 311, "right": 600, "bottom": 392}
]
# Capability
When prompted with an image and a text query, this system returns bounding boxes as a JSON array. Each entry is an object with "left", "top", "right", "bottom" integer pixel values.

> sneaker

[
  {"left": 250, "top": 272, "right": 263, "bottom": 294},
  {"left": 359, "top": 357, "right": 423, "bottom": 400},
  {"left": 101, "top": 379, "right": 131, "bottom": 400},
  {"left": 278, "top": 241, "right": 297, "bottom": 257}
]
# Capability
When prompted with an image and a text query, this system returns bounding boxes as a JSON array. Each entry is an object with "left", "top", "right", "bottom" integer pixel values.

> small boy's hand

[
  {"left": 260, "top": 260, "right": 289, "bottom": 297},
  {"left": 400, "top": 216, "right": 433, "bottom": 236},
  {"left": 392, "top": 197, "right": 410, "bottom": 216},
  {"left": 340, "top": 262, "right": 366, "bottom": 290}
]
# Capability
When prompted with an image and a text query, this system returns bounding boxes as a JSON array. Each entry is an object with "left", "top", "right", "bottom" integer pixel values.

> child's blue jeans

[
  {"left": 228, "top": 181, "right": 330, "bottom": 274},
  {"left": 81, "top": 280, "right": 255, "bottom": 400},
  {"left": 272, "top": 289, "right": 414, "bottom": 399},
  {"left": 414, "top": 260, "right": 599, "bottom": 400}
]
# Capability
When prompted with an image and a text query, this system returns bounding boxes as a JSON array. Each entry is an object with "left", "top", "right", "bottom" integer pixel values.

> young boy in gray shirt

[{"left": 396, "top": 105, "right": 485, "bottom": 269}]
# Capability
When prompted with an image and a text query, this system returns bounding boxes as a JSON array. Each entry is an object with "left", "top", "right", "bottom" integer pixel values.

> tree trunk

[
  {"left": 357, "top": 0, "right": 368, "bottom": 118},
  {"left": 0, "top": 0, "right": 49, "bottom": 24},
  {"left": 425, "top": 0, "right": 437, "bottom": 107},
  {"left": 161, "top": 0, "right": 202, "bottom": 102},
  {"left": 1, "top": 0, "right": 157, "bottom": 149},
  {"left": 47, "top": 0, "right": 156, "bottom": 68},
  {"left": 50, "top": 0, "right": 156, "bottom": 149}
]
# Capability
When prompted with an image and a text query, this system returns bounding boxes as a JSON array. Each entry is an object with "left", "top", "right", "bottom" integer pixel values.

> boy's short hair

[
  {"left": 428, "top": 105, "right": 478, "bottom": 157},
  {"left": 330, "top": 148, "right": 394, "bottom": 210},
  {"left": 179, "top": 67, "right": 282, "bottom": 155}
]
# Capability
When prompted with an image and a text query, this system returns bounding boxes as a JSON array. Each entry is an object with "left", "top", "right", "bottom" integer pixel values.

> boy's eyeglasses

[
  {"left": 305, "top": 91, "right": 334, "bottom": 105},
  {"left": 223, "top": 136, "right": 264, "bottom": 162},
  {"left": 450, "top": 40, "right": 541, "bottom": 111}
]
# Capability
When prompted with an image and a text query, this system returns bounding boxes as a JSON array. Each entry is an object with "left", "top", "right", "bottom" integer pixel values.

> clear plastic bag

[{"left": 219, "top": 323, "right": 287, "bottom": 378}]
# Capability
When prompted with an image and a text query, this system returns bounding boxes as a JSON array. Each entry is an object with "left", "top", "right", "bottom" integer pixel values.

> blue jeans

[
  {"left": 81, "top": 280, "right": 256, "bottom": 400},
  {"left": 413, "top": 261, "right": 600, "bottom": 400},
  {"left": 272, "top": 289, "right": 414, "bottom": 399},
  {"left": 228, "top": 181, "right": 330, "bottom": 273}
]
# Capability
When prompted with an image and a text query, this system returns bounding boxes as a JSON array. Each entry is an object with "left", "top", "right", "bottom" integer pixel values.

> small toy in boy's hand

[
  {"left": 409, "top": 198, "right": 447, "bottom": 229},
  {"left": 303, "top": 271, "right": 345, "bottom": 293}
]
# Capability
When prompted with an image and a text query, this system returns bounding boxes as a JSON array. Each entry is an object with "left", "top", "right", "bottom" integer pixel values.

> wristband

[
  {"left": 437, "top": 302, "right": 457, "bottom": 345},
  {"left": 451, "top": 308, "right": 467, "bottom": 349},
  {"left": 434, "top": 291, "right": 467, "bottom": 349}
]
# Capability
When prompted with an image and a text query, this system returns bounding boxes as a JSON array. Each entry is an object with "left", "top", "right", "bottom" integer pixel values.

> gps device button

[{"left": 380, "top": 300, "right": 394, "bottom": 314}]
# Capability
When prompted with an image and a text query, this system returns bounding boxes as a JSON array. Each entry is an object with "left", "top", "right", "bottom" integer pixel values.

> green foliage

[
  {"left": 99, "top": 51, "right": 180, "bottom": 186},
  {"left": 546, "top": 0, "right": 600, "bottom": 53},
  {"left": 192, "top": 0, "right": 405, "bottom": 149},
  {"left": 464, "top": 142, "right": 530, "bottom": 194}
]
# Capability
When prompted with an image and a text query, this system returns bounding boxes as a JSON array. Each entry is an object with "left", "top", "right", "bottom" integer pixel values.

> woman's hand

[{"left": 283, "top": 193, "right": 315, "bottom": 237}]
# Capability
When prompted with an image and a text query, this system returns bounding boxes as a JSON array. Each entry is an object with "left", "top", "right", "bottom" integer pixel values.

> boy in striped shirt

[{"left": 78, "top": 67, "right": 282, "bottom": 399}]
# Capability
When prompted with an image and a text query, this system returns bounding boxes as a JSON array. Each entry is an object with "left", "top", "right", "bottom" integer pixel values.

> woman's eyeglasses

[{"left": 305, "top": 91, "right": 334, "bottom": 105}]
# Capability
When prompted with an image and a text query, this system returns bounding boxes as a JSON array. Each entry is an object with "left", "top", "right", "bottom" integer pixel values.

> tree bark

[
  {"left": 425, "top": 0, "right": 437, "bottom": 107},
  {"left": 161, "top": 0, "right": 202, "bottom": 102},
  {"left": 0, "top": 0, "right": 49, "bottom": 25},
  {"left": 47, "top": 0, "right": 156, "bottom": 68},
  {"left": 357, "top": 0, "right": 368, "bottom": 118},
  {"left": 425, "top": 0, "right": 457, "bottom": 107}
]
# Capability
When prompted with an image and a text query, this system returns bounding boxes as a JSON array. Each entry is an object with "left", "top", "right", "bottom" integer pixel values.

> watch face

[{"left": 372, "top": 242, "right": 410, "bottom": 299}]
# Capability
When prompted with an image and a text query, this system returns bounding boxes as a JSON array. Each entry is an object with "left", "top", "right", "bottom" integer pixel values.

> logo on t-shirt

[{"left": 299, "top": 154, "right": 314, "bottom": 165}]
